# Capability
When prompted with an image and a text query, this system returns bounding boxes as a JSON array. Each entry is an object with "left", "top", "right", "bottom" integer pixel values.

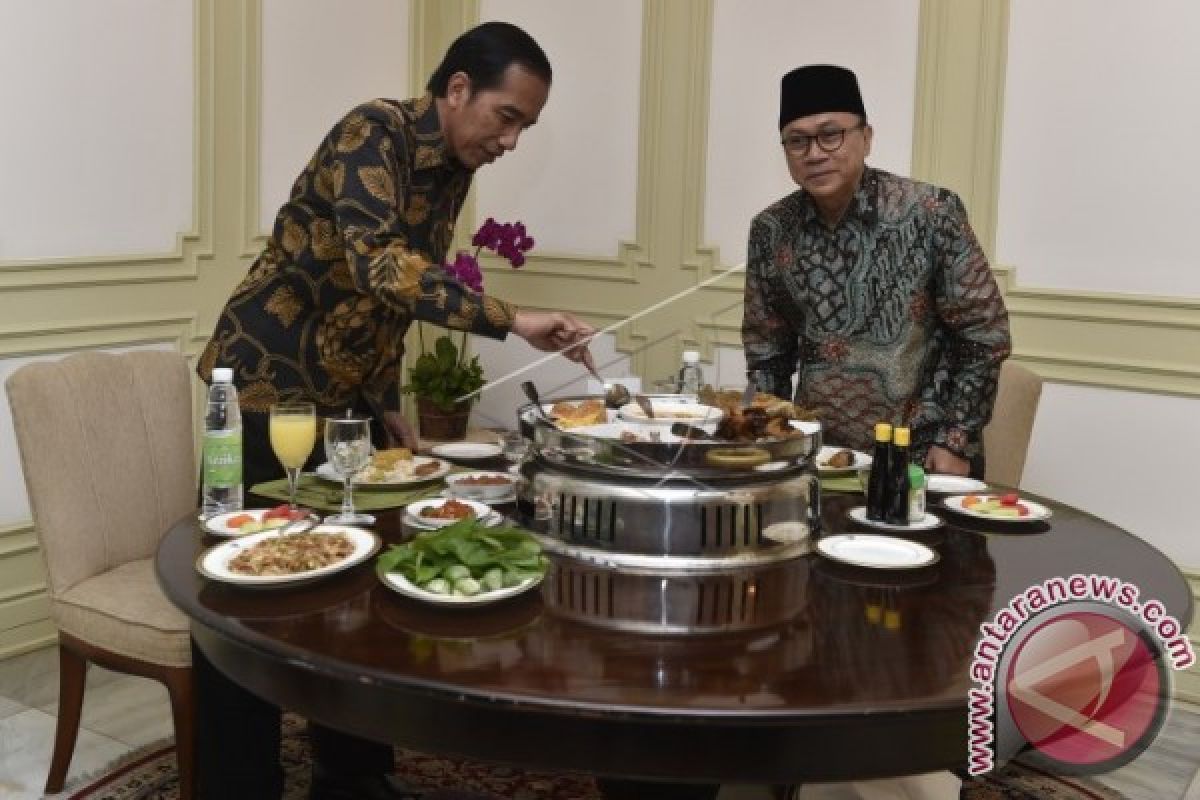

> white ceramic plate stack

[
  {"left": 816, "top": 534, "right": 939, "bottom": 570},
  {"left": 195, "top": 525, "right": 380, "bottom": 587},
  {"left": 403, "top": 497, "right": 501, "bottom": 530},
  {"left": 443, "top": 471, "right": 518, "bottom": 504},
  {"left": 430, "top": 441, "right": 503, "bottom": 461}
]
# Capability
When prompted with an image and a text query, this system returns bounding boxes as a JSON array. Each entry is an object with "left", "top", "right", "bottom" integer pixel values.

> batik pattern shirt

[
  {"left": 742, "top": 167, "right": 1011, "bottom": 459},
  {"left": 198, "top": 95, "right": 516, "bottom": 415}
]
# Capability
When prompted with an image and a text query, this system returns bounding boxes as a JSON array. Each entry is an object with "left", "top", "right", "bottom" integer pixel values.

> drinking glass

[
  {"left": 324, "top": 414, "right": 375, "bottom": 525},
  {"left": 501, "top": 430, "right": 529, "bottom": 464},
  {"left": 269, "top": 403, "right": 316, "bottom": 510}
]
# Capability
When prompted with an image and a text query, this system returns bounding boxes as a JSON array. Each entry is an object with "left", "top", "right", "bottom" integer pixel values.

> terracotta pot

[{"left": 416, "top": 396, "right": 472, "bottom": 441}]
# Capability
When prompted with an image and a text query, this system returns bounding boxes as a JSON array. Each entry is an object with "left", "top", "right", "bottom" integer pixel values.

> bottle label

[{"left": 203, "top": 429, "right": 242, "bottom": 488}]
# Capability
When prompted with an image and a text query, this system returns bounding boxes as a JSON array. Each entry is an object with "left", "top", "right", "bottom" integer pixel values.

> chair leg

[
  {"left": 163, "top": 666, "right": 195, "bottom": 800},
  {"left": 44, "top": 641, "right": 88, "bottom": 792}
]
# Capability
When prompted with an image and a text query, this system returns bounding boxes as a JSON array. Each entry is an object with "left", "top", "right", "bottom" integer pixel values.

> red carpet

[{"left": 63, "top": 714, "right": 1123, "bottom": 799}]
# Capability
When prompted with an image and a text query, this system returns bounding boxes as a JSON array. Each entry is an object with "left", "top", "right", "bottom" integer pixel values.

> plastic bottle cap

[
  {"left": 682, "top": 350, "right": 700, "bottom": 364},
  {"left": 212, "top": 367, "right": 233, "bottom": 384},
  {"left": 893, "top": 426, "right": 910, "bottom": 447},
  {"left": 907, "top": 464, "right": 925, "bottom": 488},
  {"left": 874, "top": 422, "right": 892, "bottom": 442}
]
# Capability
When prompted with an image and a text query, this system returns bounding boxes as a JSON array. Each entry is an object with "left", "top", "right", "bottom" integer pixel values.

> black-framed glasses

[{"left": 781, "top": 123, "right": 865, "bottom": 156}]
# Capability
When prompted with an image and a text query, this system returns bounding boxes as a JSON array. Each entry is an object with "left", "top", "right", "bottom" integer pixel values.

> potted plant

[
  {"left": 403, "top": 334, "right": 485, "bottom": 440},
  {"left": 403, "top": 218, "right": 534, "bottom": 440}
]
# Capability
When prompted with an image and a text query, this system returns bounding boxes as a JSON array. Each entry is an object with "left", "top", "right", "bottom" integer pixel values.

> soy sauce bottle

[
  {"left": 884, "top": 426, "right": 912, "bottom": 525},
  {"left": 865, "top": 422, "right": 892, "bottom": 521}
]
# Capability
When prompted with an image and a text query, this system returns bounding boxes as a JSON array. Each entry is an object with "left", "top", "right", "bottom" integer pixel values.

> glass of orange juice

[{"left": 269, "top": 402, "right": 316, "bottom": 510}]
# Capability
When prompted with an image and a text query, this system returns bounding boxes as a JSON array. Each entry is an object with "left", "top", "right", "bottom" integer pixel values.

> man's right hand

[{"left": 511, "top": 310, "right": 597, "bottom": 373}]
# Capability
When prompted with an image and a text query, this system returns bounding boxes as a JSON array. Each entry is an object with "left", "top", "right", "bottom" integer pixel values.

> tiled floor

[{"left": 0, "top": 645, "right": 1197, "bottom": 800}]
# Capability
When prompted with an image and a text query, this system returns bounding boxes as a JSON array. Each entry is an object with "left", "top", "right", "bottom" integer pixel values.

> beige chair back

[
  {"left": 6, "top": 350, "right": 196, "bottom": 598},
  {"left": 981, "top": 362, "right": 1043, "bottom": 488}
]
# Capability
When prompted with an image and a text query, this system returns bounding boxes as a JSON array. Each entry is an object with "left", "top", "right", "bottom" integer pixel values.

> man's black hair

[{"left": 427, "top": 21, "right": 552, "bottom": 96}]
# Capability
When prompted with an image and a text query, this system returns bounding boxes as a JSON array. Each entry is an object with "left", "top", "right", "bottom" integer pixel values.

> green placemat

[
  {"left": 820, "top": 475, "right": 865, "bottom": 493},
  {"left": 249, "top": 473, "right": 450, "bottom": 512}
]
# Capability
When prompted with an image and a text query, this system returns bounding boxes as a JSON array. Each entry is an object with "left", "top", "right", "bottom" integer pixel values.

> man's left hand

[
  {"left": 382, "top": 411, "right": 418, "bottom": 450},
  {"left": 925, "top": 445, "right": 970, "bottom": 476}
]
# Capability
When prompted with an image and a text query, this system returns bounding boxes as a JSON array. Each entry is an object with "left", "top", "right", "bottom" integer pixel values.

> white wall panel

[
  {"left": 469, "top": 332, "right": 628, "bottom": 430},
  {"left": 705, "top": 0, "right": 919, "bottom": 265},
  {"left": 998, "top": 0, "right": 1200, "bottom": 295},
  {"left": 0, "top": 1, "right": 192, "bottom": 259},
  {"left": 1023, "top": 383, "right": 1199, "bottom": 568},
  {"left": 476, "top": 0, "right": 640, "bottom": 256},
  {"left": 260, "top": 0, "right": 410, "bottom": 232},
  {"left": 0, "top": 343, "right": 176, "bottom": 527}
]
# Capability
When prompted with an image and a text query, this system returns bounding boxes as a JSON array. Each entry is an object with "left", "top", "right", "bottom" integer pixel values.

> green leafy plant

[{"left": 401, "top": 333, "right": 485, "bottom": 413}]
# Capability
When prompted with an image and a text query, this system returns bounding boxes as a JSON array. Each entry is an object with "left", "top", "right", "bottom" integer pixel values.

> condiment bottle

[
  {"left": 883, "top": 426, "right": 912, "bottom": 525},
  {"left": 865, "top": 422, "right": 892, "bottom": 521},
  {"left": 907, "top": 464, "right": 926, "bottom": 523},
  {"left": 678, "top": 350, "right": 702, "bottom": 396}
]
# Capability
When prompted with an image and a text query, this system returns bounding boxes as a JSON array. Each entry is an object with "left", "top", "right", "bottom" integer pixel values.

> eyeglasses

[{"left": 781, "top": 123, "right": 865, "bottom": 156}]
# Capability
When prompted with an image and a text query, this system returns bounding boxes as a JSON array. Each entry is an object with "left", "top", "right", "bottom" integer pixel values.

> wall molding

[{"left": 0, "top": 0, "right": 214, "bottom": 290}]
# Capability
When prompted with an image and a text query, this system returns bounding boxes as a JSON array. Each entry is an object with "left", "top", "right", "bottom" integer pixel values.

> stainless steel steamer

[{"left": 516, "top": 399, "right": 821, "bottom": 634}]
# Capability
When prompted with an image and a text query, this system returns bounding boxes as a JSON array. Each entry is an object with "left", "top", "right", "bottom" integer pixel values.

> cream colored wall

[
  {"left": 0, "top": 1, "right": 1195, "bottom": 697},
  {"left": 0, "top": 0, "right": 413, "bottom": 658}
]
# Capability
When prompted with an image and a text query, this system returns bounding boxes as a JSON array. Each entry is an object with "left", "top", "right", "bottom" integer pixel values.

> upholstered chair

[
  {"left": 6, "top": 350, "right": 195, "bottom": 797},
  {"left": 982, "top": 361, "right": 1044, "bottom": 488}
]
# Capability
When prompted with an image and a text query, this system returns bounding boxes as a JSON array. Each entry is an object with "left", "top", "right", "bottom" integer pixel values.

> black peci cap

[{"left": 779, "top": 64, "right": 866, "bottom": 130}]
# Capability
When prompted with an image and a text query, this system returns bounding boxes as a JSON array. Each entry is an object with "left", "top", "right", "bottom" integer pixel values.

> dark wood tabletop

[{"left": 157, "top": 467, "right": 1193, "bottom": 784}]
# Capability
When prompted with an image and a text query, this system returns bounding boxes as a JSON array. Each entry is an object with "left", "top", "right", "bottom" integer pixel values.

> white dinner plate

[
  {"left": 315, "top": 456, "right": 451, "bottom": 487},
  {"left": 430, "top": 441, "right": 503, "bottom": 461},
  {"left": 195, "top": 525, "right": 380, "bottom": 587},
  {"left": 380, "top": 572, "right": 541, "bottom": 607},
  {"left": 617, "top": 401, "right": 724, "bottom": 426},
  {"left": 846, "top": 506, "right": 943, "bottom": 532},
  {"left": 942, "top": 494, "right": 1053, "bottom": 523},
  {"left": 816, "top": 534, "right": 939, "bottom": 570},
  {"left": 925, "top": 474, "right": 988, "bottom": 494},
  {"left": 817, "top": 446, "right": 871, "bottom": 475},
  {"left": 200, "top": 508, "right": 320, "bottom": 538}
]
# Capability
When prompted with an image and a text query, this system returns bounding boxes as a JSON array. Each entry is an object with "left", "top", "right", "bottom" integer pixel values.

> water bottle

[
  {"left": 678, "top": 350, "right": 703, "bottom": 396},
  {"left": 201, "top": 367, "right": 243, "bottom": 517}
]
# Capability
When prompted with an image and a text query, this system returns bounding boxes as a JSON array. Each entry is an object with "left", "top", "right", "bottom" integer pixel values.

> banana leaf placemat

[
  {"left": 249, "top": 473, "right": 455, "bottom": 512},
  {"left": 820, "top": 475, "right": 864, "bottom": 493}
]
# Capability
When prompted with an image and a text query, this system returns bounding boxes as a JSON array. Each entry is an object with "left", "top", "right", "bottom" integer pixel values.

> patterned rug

[{"left": 62, "top": 714, "right": 1124, "bottom": 799}]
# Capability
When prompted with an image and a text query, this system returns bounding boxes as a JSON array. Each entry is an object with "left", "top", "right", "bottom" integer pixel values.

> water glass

[
  {"left": 324, "top": 415, "right": 374, "bottom": 525},
  {"left": 501, "top": 430, "right": 529, "bottom": 464}
]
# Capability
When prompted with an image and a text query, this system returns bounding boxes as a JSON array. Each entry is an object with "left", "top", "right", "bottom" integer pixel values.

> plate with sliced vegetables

[
  {"left": 376, "top": 518, "right": 547, "bottom": 606},
  {"left": 201, "top": 505, "right": 318, "bottom": 537},
  {"left": 942, "top": 493, "right": 1052, "bottom": 522}
]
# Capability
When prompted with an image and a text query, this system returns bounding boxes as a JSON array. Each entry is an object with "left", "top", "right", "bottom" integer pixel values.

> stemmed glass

[
  {"left": 268, "top": 403, "right": 316, "bottom": 510},
  {"left": 324, "top": 414, "right": 375, "bottom": 525}
]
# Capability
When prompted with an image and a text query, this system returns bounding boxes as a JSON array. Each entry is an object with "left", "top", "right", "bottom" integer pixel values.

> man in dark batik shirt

[
  {"left": 743, "top": 65, "right": 1011, "bottom": 478},
  {"left": 194, "top": 23, "right": 596, "bottom": 800}
]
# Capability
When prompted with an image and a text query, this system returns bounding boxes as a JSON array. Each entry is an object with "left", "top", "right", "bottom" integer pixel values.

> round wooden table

[{"left": 157, "top": 478, "right": 1193, "bottom": 784}]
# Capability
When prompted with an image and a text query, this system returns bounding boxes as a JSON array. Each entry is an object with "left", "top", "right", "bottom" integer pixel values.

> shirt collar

[{"left": 406, "top": 94, "right": 460, "bottom": 173}]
